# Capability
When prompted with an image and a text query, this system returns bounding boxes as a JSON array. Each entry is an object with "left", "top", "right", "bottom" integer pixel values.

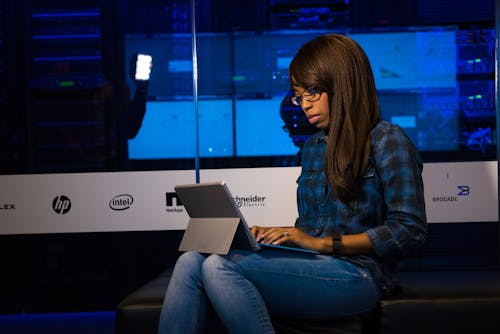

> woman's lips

[{"left": 307, "top": 114, "right": 321, "bottom": 124}]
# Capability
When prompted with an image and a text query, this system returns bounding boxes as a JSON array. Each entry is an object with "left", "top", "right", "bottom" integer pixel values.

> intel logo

[{"left": 109, "top": 194, "right": 134, "bottom": 211}]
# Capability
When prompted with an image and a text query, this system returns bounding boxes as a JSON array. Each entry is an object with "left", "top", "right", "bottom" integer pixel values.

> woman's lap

[{"left": 211, "top": 249, "right": 381, "bottom": 319}]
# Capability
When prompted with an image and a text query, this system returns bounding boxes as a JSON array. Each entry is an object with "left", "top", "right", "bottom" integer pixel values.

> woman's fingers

[
  {"left": 251, "top": 226, "right": 271, "bottom": 241},
  {"left": 258, "top": 228, "right": 293, "bottom": 244}
]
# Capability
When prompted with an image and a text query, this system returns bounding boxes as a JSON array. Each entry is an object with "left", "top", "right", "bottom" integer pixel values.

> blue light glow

[{"left": 0, "top": 311, "right": 115, "bottom": 334}]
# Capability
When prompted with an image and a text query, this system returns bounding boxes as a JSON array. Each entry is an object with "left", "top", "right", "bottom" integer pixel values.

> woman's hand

[
  {"left": 250, "top": 226, "right": 313, "bottom": 249},
  {"left": 251, "top": 226, "right": 376, "bottom": 255}
]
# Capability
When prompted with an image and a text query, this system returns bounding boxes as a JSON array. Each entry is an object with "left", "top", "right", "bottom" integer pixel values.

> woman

[{"left": 157, "top": 34, "right": 427, "bottom": 334}]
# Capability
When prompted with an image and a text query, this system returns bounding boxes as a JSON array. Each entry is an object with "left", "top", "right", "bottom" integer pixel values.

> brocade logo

[
  {"left": 432, "top": 185, "right": 470, "bottom": 202},
  {"left": 457, "top": 185, "right": 470, "bottom": 196}
]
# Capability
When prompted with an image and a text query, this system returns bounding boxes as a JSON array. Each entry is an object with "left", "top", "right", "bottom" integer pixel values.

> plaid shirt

[{"left": 296, "top": 120, "right": 427, "bottom": 295}]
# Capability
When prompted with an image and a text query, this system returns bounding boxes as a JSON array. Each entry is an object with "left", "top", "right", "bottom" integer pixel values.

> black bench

[{"left": 116, "top": 266, "right": 500, "bottom": 334}]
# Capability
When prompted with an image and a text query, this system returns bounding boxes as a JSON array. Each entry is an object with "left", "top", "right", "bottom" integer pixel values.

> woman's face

[{"left": 293, "top": 86, "right": 330, "bottom": 130}]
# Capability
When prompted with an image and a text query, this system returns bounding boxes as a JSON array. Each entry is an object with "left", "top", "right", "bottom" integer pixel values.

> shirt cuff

[{"left": 365, "top": 226, "right": 399, "bottom": 258}]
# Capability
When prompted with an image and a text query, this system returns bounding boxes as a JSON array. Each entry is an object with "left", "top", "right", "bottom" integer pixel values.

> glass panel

[
  {"left": 125, "top": 0, "right": 495, "bottom": 170},
  {"left": 122, "top": 0, "right": 195, "bottom": 171},
  {"left": 1, "top": 0, "right": 494, "bottom": 174}
]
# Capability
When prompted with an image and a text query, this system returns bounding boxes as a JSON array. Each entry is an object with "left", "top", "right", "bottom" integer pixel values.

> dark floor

[{"left": 0, "top": 311, "right": 115, "bottom": 334}]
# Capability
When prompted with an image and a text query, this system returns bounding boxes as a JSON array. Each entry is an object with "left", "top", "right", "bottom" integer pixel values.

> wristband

[{"left": 332, "top": 234, "right": 343, "bottom": 254}]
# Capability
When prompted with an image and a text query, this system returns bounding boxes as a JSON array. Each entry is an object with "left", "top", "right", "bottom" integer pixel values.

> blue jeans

[{"left": 157, "top": 249, "right": 381, "bottom": 334}]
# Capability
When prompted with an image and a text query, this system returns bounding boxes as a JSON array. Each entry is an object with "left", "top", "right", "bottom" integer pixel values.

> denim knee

[
  {"left": 201, "top": 254, "right": 222, "bottom": 278},
  {"left": 173, "top": 251, "right": 206, "bottom": 279},
  {"left": 201, "top": 254, "right": 239, "bottom": 281}
]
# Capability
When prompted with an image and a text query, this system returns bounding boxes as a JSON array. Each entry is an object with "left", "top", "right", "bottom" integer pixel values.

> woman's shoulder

[
  {"left": 371, "top": 120, "right": 404, "bottom": 136},
  {"left": 371, "top": 120, "right": 412, "bottom": 144},
  {"left": 370, "top": 120, "right": 421, "bottom": 162}
]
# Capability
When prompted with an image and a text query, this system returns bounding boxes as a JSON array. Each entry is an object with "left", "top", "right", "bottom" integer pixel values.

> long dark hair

[{"left": 289, "top": 34, "right": 380, "bottom": 203}]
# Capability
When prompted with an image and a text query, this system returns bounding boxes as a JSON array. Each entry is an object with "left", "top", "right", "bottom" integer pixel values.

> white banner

[
  {"left": 422, "top": 161, "right": 498, "bottom": 223},
  {"left": 0, "top": 170, "right": 195, "bottom": 234},
  {"left": 0, "top": 162, "right": 497, "bottom": 235}
]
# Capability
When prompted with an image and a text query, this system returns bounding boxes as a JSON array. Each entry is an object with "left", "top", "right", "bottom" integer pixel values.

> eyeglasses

[{"left": 290, "top": 87, "right": 324, "bottom": 106}]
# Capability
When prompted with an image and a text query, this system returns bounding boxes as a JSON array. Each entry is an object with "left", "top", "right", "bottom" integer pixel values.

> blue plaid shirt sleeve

[{"left": 365, "top": 123, "right": 427, "bottom": 258}]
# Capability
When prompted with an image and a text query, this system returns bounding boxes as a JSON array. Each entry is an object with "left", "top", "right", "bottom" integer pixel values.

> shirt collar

[{"left": 317, "top": 130, "right": 328, "bottom": 143}]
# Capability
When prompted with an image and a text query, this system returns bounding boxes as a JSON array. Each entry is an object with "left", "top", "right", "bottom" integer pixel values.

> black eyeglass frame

[{"left": 290, "top": 87, "right": 326, "bottom": 106}]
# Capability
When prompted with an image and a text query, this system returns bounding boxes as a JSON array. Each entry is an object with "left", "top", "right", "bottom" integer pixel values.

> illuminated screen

[
  {"left": 124, "top": 34, "right": 232, "bottom": 98},
  {"left": 235, "top": 97, "right": 299, "bottom": 156},
  {"left": 125, "top": 28, "right": 494, "bottom": 160},
  {"left": 128, "top": 100, "right": 233, "bottom": 159},
  {"left": 351, "top": 31, "right": 457, "bottom": 90}
]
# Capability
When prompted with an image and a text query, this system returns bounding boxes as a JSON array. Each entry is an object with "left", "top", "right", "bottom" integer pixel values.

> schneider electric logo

[
  {"left": 166, "top": 192, "right": 184, "bottom": 213},
  {"left": 109, "top": 194, "right": 134, "bottom": 211},
  {"left": 233, "top": 194, "right": 266, "bottom": 208},
  {"left": 53, "top": 195, "right": 71, "bottom": 214},
  {"left": 164, "top": 192, "right": 267, "bottom": 212},
  {"left": 432, "top": 185, "right": 470, "bottom": 202}
]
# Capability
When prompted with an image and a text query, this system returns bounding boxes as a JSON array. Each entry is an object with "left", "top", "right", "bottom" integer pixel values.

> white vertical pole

[
  {"left": 496, "top": 0, "right": 500, "bottom": 264},
  {"left": 191, "top": 0, "right": 200, "bottom": 183}
]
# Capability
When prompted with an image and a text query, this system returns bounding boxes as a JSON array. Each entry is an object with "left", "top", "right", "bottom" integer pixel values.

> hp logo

[{"left": 53, "top": 195, "right": 71, "bottom": 214}]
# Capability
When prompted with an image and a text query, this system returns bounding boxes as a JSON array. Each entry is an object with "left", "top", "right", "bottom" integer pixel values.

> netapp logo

[
  {"left": 233, "top": 195, "right": 266, "bottom": 208},
  {"left": 432, "top": 185, "right": 470, "bottom": 202},
  {"left": 109, "top": 194, "right": 134, "bottom": 211},
  {"left": 166, "top": 192, "right": 184, "bottom": 213},
  {"left": 0, "top": 203, "right": 15, "bottom": 211},
  {"left": 53, "top": 195, "right": 71, "bottom": 214}
]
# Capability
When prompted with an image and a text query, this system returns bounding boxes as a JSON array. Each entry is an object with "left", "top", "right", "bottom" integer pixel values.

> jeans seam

[
  {"left": 191, "top": 289, "right": 202, "bottom": 333},
  {"left": 235, "top": 263, "right": 276, "bottom": 333},
  {"left": 247, "top": 267, "right": 374, "bottom": 282}
]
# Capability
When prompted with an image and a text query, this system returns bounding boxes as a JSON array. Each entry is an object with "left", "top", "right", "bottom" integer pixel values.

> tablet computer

[{"left": 175, "top": 181, "right": 319, "bottom": 255}]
